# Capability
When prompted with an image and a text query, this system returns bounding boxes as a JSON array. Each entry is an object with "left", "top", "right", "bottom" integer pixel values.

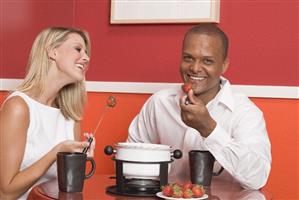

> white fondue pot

[{"left": 104, "top": 143, "right": 182, "bottom": 179}]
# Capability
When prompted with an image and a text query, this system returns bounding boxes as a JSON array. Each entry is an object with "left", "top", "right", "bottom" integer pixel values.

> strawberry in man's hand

[
  {"left": 181, "top": 82, "right": 192, "bottom": 105},
  {"left": 182, "top": 82, "right": 192, "bottom": 93}
]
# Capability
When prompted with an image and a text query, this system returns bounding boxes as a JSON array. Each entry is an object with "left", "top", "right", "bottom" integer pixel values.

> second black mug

[{"left": 189, "top": 150, "right": 223, "bottom": 186}]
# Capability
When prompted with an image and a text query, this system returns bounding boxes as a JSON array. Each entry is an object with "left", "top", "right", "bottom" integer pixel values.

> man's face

[{"left": 180, "top": 33, "right": 229, "bottom": 100}]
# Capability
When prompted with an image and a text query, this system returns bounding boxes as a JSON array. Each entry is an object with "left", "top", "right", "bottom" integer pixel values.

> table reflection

[
  {"left": 58, "top": 191, "right": 83, "bottom": 200},
  {"left": 28, "top": 174, "right": 270, "bottom": 200}
]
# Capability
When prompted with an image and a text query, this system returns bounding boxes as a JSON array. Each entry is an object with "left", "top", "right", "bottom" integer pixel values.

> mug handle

[
  {"left": 85, "top": 157, "right": 96, "bottom": 179},
  {"left": 213, "top": 166, "right": 224, "bottom": 176}
]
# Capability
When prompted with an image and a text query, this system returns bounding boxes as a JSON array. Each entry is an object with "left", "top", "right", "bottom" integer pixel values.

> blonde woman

[{"left": 0, "top": 27, "right": 95, "bottom": 199}]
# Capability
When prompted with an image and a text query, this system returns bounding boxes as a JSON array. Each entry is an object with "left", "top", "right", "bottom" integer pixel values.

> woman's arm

[
  {"left": 74, "top": 122, "right": 81, "bottom": 141},
  {"left": 0, "top": 97, "right": 89, "bottom": 199}
]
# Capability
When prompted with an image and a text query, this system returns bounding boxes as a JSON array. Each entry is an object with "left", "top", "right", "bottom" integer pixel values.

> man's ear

[{"left": 221, "top": 58, "right": 229, "bottom": 74}]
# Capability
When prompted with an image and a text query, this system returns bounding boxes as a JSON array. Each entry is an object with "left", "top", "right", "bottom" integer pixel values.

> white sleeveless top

[{"left": 5, "top": 91, "right": 75, "bottom": 199}]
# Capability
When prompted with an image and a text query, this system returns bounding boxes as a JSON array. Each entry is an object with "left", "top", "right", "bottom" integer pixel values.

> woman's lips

[{"left": 76, "top": 64, "right": 84, "bottom": 70}]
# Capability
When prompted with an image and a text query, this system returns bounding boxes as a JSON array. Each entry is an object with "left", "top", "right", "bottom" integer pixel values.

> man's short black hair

[{"left": 184, "top": 24, "right": 229, "bottom": 59}]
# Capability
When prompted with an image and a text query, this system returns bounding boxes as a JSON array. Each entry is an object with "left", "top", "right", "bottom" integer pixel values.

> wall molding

[{"left": 1, "top": 78, "right": 298, "bottom": 99}]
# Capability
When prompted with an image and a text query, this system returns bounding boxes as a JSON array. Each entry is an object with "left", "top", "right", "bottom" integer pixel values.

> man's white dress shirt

[{"left": 128, "top": 77, "right": 271, "bottom": 190}]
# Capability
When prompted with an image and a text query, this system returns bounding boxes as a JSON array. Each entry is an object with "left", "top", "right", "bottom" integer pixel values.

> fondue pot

[{"left": 104, "top": 143, "right": 182, "bottom": 179}]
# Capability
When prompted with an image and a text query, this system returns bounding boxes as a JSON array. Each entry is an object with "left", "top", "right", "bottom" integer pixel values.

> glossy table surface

[{"left": 28, "top": 174, "right": 271, "bottom": 200}]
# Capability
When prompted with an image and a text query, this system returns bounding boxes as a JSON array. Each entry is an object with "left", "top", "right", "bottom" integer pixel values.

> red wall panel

[
  {"left": 0, "top": 0, "right": 74, "bottom": 78},
  {"left": 0, "top": 1, "right": 298, "bottom": 86},
  {"left": 74, "top": 1, "right": 298, "bottom": 86},
  {"left": 1, "top": 92, "right": 298, "bottom": 199},
  {"left": 221, "top": 1, "right": 299, "bottom": 86}
]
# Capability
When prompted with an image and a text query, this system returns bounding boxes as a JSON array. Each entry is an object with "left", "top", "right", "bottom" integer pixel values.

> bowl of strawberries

[{"left": 156, "top": 182, "right": 208, "bottom": 199}]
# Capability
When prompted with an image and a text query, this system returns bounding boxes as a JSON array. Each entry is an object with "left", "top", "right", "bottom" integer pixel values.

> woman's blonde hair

[{"left": 17, "top": 27, "right": 91, "bottom": 121}]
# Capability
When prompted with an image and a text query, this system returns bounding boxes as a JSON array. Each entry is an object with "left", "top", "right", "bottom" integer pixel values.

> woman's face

[{"left": 52, "top": 33, "right": 90, "bottom": 84}]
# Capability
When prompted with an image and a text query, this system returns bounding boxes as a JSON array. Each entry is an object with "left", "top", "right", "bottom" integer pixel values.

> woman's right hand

[{"left": 55, "top": 140, "right": 90, "bottom": 153}]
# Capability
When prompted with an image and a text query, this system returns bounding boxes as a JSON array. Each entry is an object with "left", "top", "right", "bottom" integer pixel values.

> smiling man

[{"left": 127, "top": 24, "right": 271, "bottom": 190}]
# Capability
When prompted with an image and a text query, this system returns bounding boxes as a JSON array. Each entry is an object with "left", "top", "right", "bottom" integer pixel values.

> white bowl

[{"left": 115, "top": 143, "right": 172, "bottom": 179}]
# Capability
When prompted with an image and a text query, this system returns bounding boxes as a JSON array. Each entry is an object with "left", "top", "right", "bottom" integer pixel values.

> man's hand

[{"left": 179, "top": 89, "right": 216, "bottom": 137}]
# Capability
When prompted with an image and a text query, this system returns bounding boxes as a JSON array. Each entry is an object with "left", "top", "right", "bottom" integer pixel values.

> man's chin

[{"left": 193, "top": 90, "right": 204, "bottom": 96}]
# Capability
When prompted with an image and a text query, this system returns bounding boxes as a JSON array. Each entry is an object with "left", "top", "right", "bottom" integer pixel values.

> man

[{"left": 127, "top": 24, "right": 271, "bottom": 190}]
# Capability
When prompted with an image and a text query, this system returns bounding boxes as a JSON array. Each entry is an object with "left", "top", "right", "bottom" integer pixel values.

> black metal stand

[{"left": 106, "top": 158, "right": 173, "bottom": 197}]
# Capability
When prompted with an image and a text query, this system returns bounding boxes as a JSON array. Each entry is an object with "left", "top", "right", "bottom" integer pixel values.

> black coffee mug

[
  {"left": 189, "top": 150, "right": 223, "bottom": 186},
  {"left": 57, "top": 152, "right": 96, "bottom": 192}
]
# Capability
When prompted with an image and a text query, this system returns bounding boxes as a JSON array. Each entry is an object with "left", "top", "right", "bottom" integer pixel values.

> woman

[{"left": 0, "top": 27, "right": 95, "bottom": 199}]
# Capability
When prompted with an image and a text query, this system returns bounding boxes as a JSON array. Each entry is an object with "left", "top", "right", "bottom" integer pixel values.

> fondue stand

[{"left": 104, "top": 145, "right": 183, "bottom": 197}]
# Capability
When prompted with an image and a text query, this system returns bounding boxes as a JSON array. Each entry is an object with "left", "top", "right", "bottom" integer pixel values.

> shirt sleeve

[
  {"left": 203, "top": 105, "right": 271, "bottom": 190},
  {"left": 127, "top": 96, "right": 159, "bottom": 144}
]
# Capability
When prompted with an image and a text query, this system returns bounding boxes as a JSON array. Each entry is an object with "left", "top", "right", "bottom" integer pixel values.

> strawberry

[
  {"left": 167, "top": 182, "right": 183, "bottom": 198},
  {"left": 181, "top": 82, "right": 192, "bottom": 93},
  {"left": 106, "top": 96, "right": 116, "bottom": 107},
  {"left": 192, "top": 184, "right": 205, "bottom": 198},
  {"left": 172, "top": 188, "right": 183, "bottom": 198},
  {"left": 182, "top": 181, "right": 193, "bottom": 190},
  {"left": 183, "top": 188, "right": 193, "bottom": 198},
  {"left": 163, "top": 182, "right": 205, "bottom": 198},
  {"left": 161, "top": 185, "right": 173, "bottom": 197},
  {"left": 171, "top": 183, "right": 182, "bottom": 191}
]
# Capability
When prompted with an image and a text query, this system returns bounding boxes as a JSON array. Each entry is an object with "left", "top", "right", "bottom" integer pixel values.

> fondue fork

[
  {"left": 82, "top": 106, "right": 108, "bottom": 154},
  {"left": 82, "top": 97, "right": 116, "bottom": 154}
]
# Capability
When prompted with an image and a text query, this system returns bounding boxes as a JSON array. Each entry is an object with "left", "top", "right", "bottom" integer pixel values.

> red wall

[
  {"left": 0, "top": 1, "right": 298, "bottom": 199},
  {"left": 0, "top": 1, "right": 75, "bottom": 78},
  {"left": 1, "top": 1, "right": 298, "bottom": 86}
]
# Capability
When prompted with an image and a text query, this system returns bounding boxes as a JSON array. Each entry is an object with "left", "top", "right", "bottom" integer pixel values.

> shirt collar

[
  {"left": 175, "top": 76, "right": 235, "bottom": 111},
  {"left": 214, "top": 76, "right": 235, "bottom": 112}
]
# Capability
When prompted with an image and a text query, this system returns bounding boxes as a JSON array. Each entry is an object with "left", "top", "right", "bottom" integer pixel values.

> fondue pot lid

[{"left": 116, "top": 142, "right": 171, "bottom": 151}]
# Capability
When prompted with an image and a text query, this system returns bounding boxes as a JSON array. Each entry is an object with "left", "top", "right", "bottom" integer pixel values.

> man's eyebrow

[
  {"left": 202, "top": 56, "right": 215, "bottom": 58},
  {"left": 182, "top": 52, "right": 192, "bottom": 56}
]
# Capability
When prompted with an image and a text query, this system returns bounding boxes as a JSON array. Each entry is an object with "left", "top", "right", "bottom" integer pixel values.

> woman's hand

[
  {"left": 83, "top": 133, "right": 96, "bottom": 157},
  {"left": 55, "top": 140, "right": 90, "bottom": 153}
]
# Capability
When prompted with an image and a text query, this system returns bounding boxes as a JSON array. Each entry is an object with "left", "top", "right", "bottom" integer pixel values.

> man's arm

[
  {"left": 180, "top": 90, "right": 271, "bottom": 189},
  {"left": 127, "top": 95, "right": 159, "bottom": 144},
  {"left": 203, "top": 107, "right": 271, "bottom": 189}
]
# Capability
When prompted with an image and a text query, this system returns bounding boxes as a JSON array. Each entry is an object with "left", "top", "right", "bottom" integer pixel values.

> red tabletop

[{"left": 28, "top": 174, "right": 271, "bottom": 200}]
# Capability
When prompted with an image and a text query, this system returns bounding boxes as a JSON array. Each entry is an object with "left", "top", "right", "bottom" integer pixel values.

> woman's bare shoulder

[{"left": 1, "top": 95, "right": 29, "bottom": 118}]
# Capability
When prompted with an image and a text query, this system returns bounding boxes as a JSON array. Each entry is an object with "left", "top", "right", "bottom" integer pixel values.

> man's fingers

[
  {"left": 180, "top": 95, "right": 188, "bottom": 106},
  {"left": 187, "top": 89, "right": 196, "bottom": 104}
]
